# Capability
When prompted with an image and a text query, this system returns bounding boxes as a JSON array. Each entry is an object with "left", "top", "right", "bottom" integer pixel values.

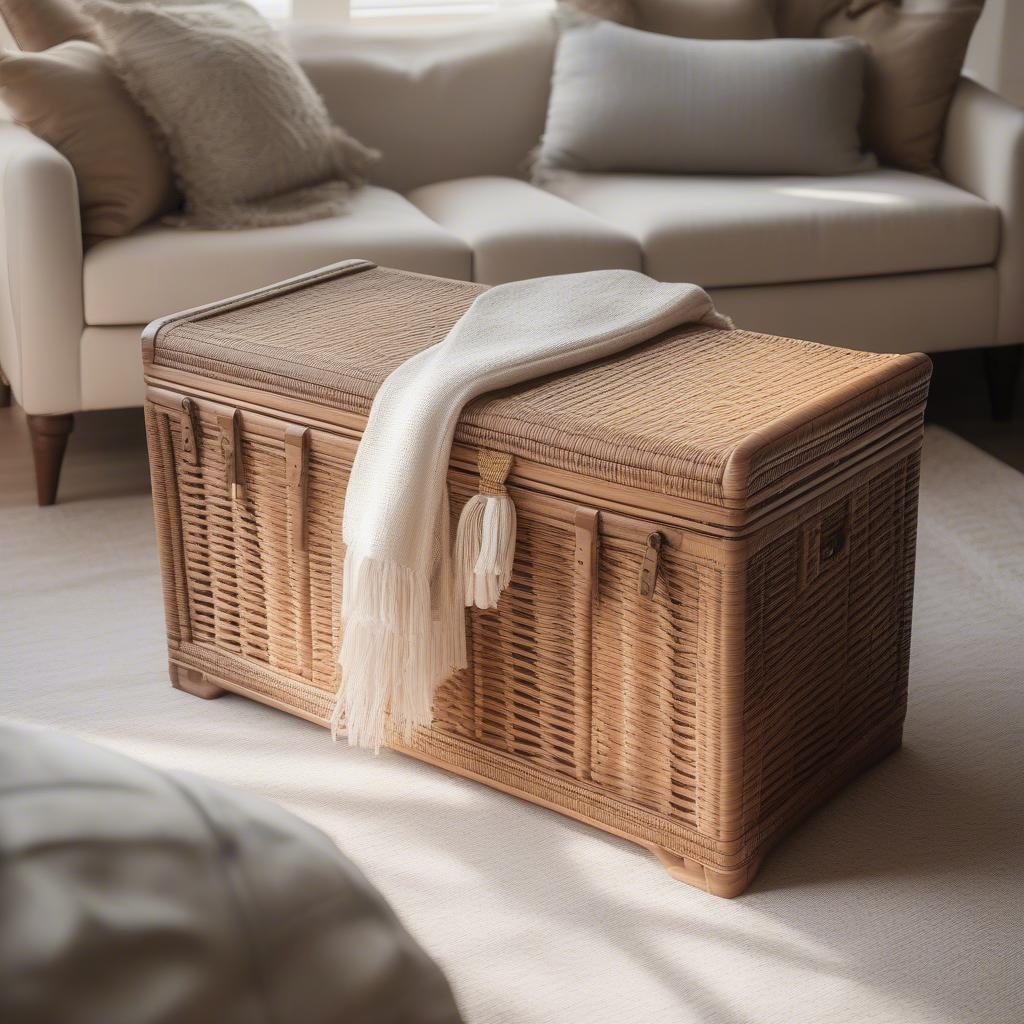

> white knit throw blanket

[{"left": 336, "top": 270, "right": 731, "bottom": 749}]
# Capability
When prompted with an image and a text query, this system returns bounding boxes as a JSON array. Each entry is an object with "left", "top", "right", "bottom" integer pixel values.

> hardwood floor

[
  {"left": 926, "top": 349, "right": 1023, "bottom": 472},
  {"left": 0, "top": 405, "right": 150, "bottom": 508}
]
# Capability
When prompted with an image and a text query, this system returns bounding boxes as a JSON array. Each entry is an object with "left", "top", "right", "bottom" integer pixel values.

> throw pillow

[
  {"left": 638, "top": 0, "right": 776, "bottom": 38},
  {"left": 559, "top": 0, "right": 776, "bottom": 36},
  {"left": 0, "top": 0, "right": 95, "bottom": 51},
  {"left": 534, "top": 18, "right": 871, "bottom": 179},
  {"left": 83, "top": 0, "right": 378, "bottom": 230},
  {"left": 820, "top": 0, "right": 985, "bottom": 174},
  {"left": 775, "top": 0, "right": 843, "bottom": 36},
  {"left": 0, "top": 41, "right": 178, "bottom": 243}
]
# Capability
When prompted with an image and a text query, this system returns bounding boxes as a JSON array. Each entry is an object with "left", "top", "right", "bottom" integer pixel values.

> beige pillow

[
  {"left": 775, "top": 0, "right": 843, "bottom": 36},
  {"left": 83, "top": 0, "right": 378, "bottom": 230},
  {"left": 0, "top": 0, "right": 95, "bottom": 51},
  {"left": 561, "top": 0, "right": 776, "bottom": 36},
  {"left": 0, "top": 41, "right": 178, "bottom": 242},
  {"left": 637, "top": 0, "right": 776, "bottom": 38},
  {"left": 820, "top": 0, "right": 985, "bottom": 173}
]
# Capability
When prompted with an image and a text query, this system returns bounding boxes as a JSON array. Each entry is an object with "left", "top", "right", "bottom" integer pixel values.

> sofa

[{"left": 1, "top": 13, "right": 1022, "bottom": 505}]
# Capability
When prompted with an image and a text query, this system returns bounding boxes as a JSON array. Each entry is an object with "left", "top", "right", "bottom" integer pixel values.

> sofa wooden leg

[
  {"left": 169, "top": 662, "right": 226, "bottom": 700},
  {"left": 0, "top": 368, "right": 10, "bottom": 408},
  {"left": 984, "top": 344, "right": 1022, "bottom": 422},
  {"left": 27, "top": 414, "right": 73, "bottom": 506}
]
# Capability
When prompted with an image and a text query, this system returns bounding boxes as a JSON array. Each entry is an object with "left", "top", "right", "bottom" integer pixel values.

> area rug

[{"left": 1, "top": 422, "right": 1021, "bottom": 1024}]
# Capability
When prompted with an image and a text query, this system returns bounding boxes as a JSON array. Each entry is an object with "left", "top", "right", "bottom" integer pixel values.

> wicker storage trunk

[{"left": 143, "top": 260, "right": 931, "bottom": 897}]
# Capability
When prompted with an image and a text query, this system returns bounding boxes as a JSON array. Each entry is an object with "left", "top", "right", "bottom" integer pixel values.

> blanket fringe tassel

[{"left": 336, "top": 451, "right": 516, "bottom": 750}]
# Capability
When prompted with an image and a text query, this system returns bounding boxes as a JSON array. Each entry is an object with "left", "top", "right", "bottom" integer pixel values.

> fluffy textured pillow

[
  {"left": 0, "top": 0, "right": 95, "bottom": 51},
  {"left": 820, "top": 0, "right": 985, "bottom": 174},
  {"left": 0, "top": 41, "right": 178, "bottom": 242},
  {"left": 534, "top": 18, "right": 871, "bottom": 178},
  {"left": 83, "top": 0, "right": 378, "bottom": 230},
  {"left": 0, "top": 721, "right": 465, "bottom": 1024}
]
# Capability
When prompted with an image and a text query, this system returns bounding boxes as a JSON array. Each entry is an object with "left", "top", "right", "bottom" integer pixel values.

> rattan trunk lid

[{"left": 143, "top": 260, "right": 932, "bottom": 516}]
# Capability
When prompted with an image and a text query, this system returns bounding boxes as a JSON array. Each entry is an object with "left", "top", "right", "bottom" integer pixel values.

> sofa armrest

[
  {"left": 940, "top": 76, "right": 1024, "bottom": 347},
  {"left": 0, "top": 122, "right": 84, "bottom": 414}
]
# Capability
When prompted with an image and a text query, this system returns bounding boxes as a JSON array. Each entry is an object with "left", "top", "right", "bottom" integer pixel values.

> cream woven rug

[{"left": 1, "top": 414, "right": 1022, "bottom": 1024}]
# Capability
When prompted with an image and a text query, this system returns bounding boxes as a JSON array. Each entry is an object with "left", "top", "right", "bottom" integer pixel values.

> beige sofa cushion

[
  {"left": 544, "top": 169, "right": 998, "bottom": 286},
  {"left": 406, "top": 176, "right": 641, "bottom": 284},
  {"left": 84, "top": 187, "right": 471, "bottom": 326},
  {"left": 535, "top": 20, "right": 871, "bottom": 177},
  {"left": 712, "top": 267, "right": 996, "bottom": 353},
  {"left": 84, "top": 0, "right": 376, "bottom": 229},
  {"left": 0, "top": 0, "right": 94, "bottom": 51},
  {"left": 821, "top": 0, "right": 985, "bottom": 174},
  {"left": 0, "top": 41, "right": 177, "bottom": 243},
  {"left": 290, "top": 17, "right": 557, "bottom": 195}
]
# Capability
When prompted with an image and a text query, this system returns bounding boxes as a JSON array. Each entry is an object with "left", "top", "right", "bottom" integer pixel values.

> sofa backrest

[{"left": 288, "top": 14, "right": 557, "bottom": 195}]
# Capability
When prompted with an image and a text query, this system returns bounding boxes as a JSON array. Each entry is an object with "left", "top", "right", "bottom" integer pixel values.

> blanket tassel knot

[{"left": 455, "top": 450, "right": 517, "bottom": 610}]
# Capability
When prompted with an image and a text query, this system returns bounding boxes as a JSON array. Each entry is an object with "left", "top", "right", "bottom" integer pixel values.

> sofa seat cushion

[
  {"left": 543, "top": 169, "right": 999, "bottom": 287},
  {"left": 406, "top": 176, "right": 642, "bottom": 284},
  {"left": 84, "top": 186, "right": 472, "bottom": 326}
]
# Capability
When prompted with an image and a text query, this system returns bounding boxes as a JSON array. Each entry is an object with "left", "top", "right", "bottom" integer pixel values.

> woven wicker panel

[
  {"left": 590, "top": 533, "right": 704, "bottom": 827},
  {"left": 168, "top": 416, "right": 315, "bottom": 679},
  {"left": 462, "top": 509, "right": 581, "bottom": 775},
  {"left": 740, "top": 452, "right": 920, "bottom": 837}
]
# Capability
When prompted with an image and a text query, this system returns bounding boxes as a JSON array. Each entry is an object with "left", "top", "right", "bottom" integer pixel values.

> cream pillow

[
  {"left": 535, "top": 18, "right": 872, "bottom": 178},
  {"left": 0, "top": 41, "right": 178, "bottom": 243},
  {"left": 83, "top": 0, "right": 378, "bottom": 230}
]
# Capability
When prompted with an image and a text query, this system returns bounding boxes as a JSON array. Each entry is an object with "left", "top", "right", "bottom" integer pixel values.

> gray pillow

[
  {"left": 83, "top": 0, "right": 378, "bottom": 230},
  {"left": 534, "top": 17, "right": 874, "bottom": 178},
  {"left": 0, "top": 721, "right": 464, "bottom": 1024}
]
